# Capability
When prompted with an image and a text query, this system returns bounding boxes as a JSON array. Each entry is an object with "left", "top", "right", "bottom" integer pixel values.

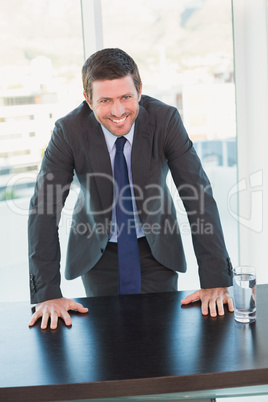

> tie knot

[{"left": 115, "top": 136, "right": 127, "bottom": 152}]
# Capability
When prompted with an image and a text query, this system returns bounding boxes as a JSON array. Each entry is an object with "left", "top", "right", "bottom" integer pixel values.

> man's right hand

[{"left": 28, "top": 297, "right": 88, "bottom": 329}]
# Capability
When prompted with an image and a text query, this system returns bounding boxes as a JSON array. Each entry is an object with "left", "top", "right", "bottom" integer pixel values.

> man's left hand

[{"left": 181, "top": 287, "right": 234, "bottom": 317}]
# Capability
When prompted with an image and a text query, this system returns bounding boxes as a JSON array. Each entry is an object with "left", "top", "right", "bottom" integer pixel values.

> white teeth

[{"left": 111, "top": 116, "right": 126, "bottom": 123}]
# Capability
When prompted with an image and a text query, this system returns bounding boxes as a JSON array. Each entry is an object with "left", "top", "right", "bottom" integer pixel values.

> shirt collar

[{"left": 101, "top": 123, "right": 135, "bottom": 153}]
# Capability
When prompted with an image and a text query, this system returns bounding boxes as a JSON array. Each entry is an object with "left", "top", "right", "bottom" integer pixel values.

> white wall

[{"left": 233, "top": 0, "right": 268, "bottom": 284}]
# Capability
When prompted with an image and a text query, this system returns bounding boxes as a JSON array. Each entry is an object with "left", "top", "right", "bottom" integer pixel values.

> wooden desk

[{"left": 1, "top": 285, "right": 268, "bottom": 401}]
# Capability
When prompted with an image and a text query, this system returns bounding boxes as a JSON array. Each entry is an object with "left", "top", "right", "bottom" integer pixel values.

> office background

[{"left": 0, "top": 0, "right": 267, "bottom": 303}]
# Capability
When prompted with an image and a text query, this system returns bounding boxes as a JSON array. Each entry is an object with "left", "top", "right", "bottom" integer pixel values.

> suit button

[
  {"left": 100, "top": 248, "right": 104, "bottom": 253},
  {"left": 227, "top": 258, "right": 233, "bottom": 275},
  {"left": 30, "top": 274, "right": 36, "bottom": 292}
]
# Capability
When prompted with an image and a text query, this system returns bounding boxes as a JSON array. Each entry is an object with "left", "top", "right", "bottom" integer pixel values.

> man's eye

[
  {"left": 100, "top": 99, "right": 109, "bottom": 103},
  {"left": 122, "top": 96, "right": 131, "bottom": 100}
]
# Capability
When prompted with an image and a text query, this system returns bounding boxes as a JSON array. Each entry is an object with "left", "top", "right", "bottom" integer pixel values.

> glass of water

[{"left": 233, "top": 266, "right": 256, "bottom": 323}]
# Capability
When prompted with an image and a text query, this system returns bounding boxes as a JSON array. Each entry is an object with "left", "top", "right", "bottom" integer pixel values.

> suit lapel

[
  {"left": 131, "top": 106, "right": 153, "bottom": 215},
  {"left": 83, "top": 113, "right": 113, "bottom": 217}
]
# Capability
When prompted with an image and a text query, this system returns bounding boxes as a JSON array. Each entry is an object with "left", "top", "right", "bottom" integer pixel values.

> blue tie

[{"left": 114, "top": 136, "right": 141, "bottom": 294}]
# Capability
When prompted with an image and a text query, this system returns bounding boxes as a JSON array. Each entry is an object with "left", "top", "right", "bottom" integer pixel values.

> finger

[
  {"left": 227, "top": 296, "right": 234, "bottom": 312},
  {"left": 28, "top": 310, "right": 42, "bottom": 327},
  {"left": 41, "top": 311, "right": 50, "bottom": 330},
  {"left": 201, "top": 298, "right": 209, "bottom": 316},
  {"left": 216, "top": 298, "right": 225, "bottom": 316},
  {"left": 50, "top": 310, "right": 59, "bottom": 330},
  {"left": 207, "top": 298, "right": 218, "bottom": 317},
  {"left": 181, "top": 291, "right": 200, "bottom": 305},
  {"left": 70, "top": 301, "right": 88, "bottom": 313},
  {"left": 60, "top": 310, "right": 72, "bottom": 327}
]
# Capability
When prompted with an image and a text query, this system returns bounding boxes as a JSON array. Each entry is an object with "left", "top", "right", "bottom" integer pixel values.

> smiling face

[{"left": 84, "top": 74, "right": 142, "bottom": 137}]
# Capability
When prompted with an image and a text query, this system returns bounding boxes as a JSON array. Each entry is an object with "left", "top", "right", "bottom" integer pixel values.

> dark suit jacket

[{"left": 28, "top": 95, "right": 233, "bottom": 303}]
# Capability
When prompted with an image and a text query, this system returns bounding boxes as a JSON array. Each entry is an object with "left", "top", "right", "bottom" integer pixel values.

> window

[
  {"left": 101, "top": 0, "right": 238, "bottom": 290},
  {"left": 0, "top": 0, "right": 84, "bottom": 301},
  {"left": 0, "top": 0, "right": 239, "bottom": 301}
]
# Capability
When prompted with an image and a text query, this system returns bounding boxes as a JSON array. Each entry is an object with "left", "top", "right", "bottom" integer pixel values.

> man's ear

[{"left": 83, "top": 92, "right": 92, "bottom": 109}]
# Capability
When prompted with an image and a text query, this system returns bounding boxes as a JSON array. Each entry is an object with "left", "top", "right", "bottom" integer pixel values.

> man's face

[{"left": 84, "top": 74, "right": 142, "bottom": 137}]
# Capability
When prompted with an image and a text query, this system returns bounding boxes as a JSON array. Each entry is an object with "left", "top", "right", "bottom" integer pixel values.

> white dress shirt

[{"left": 101, "top": 124, "right": 145, "bottom": 242}]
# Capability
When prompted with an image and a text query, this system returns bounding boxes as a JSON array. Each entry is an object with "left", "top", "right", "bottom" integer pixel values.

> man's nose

[{"left": 111, "top": 100, "right": 125, "bottom": 117}]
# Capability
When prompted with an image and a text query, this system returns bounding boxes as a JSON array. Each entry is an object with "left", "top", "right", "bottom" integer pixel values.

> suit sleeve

[
  {"left": 164, "top": 108, "right": 233, "bottom": 289},
  {"left": 28, "top": 120, "right": 74, "bottom": 303}
]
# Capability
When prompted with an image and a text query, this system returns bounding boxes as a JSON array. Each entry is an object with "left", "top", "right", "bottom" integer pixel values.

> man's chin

[
  {"left": 110, "top": 130, "right": 129, "bottom": 137},
  {"left": 105, "top": 122, "right": 133, "bottom": 137}
]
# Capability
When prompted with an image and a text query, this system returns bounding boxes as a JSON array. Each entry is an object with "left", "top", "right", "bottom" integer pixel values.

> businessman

[{"left": 28, "top": 48, "right": 234, "bottom": 329}]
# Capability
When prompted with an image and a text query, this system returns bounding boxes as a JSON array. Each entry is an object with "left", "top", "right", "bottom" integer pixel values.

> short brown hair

[{"left": 82, "top": 48, "right": 142, "bottom": 103}]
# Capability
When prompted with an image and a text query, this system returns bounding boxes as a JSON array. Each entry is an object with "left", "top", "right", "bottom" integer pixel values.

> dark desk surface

[{"left": 1, "top": 285, "right": 268, "bottom": 402}]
